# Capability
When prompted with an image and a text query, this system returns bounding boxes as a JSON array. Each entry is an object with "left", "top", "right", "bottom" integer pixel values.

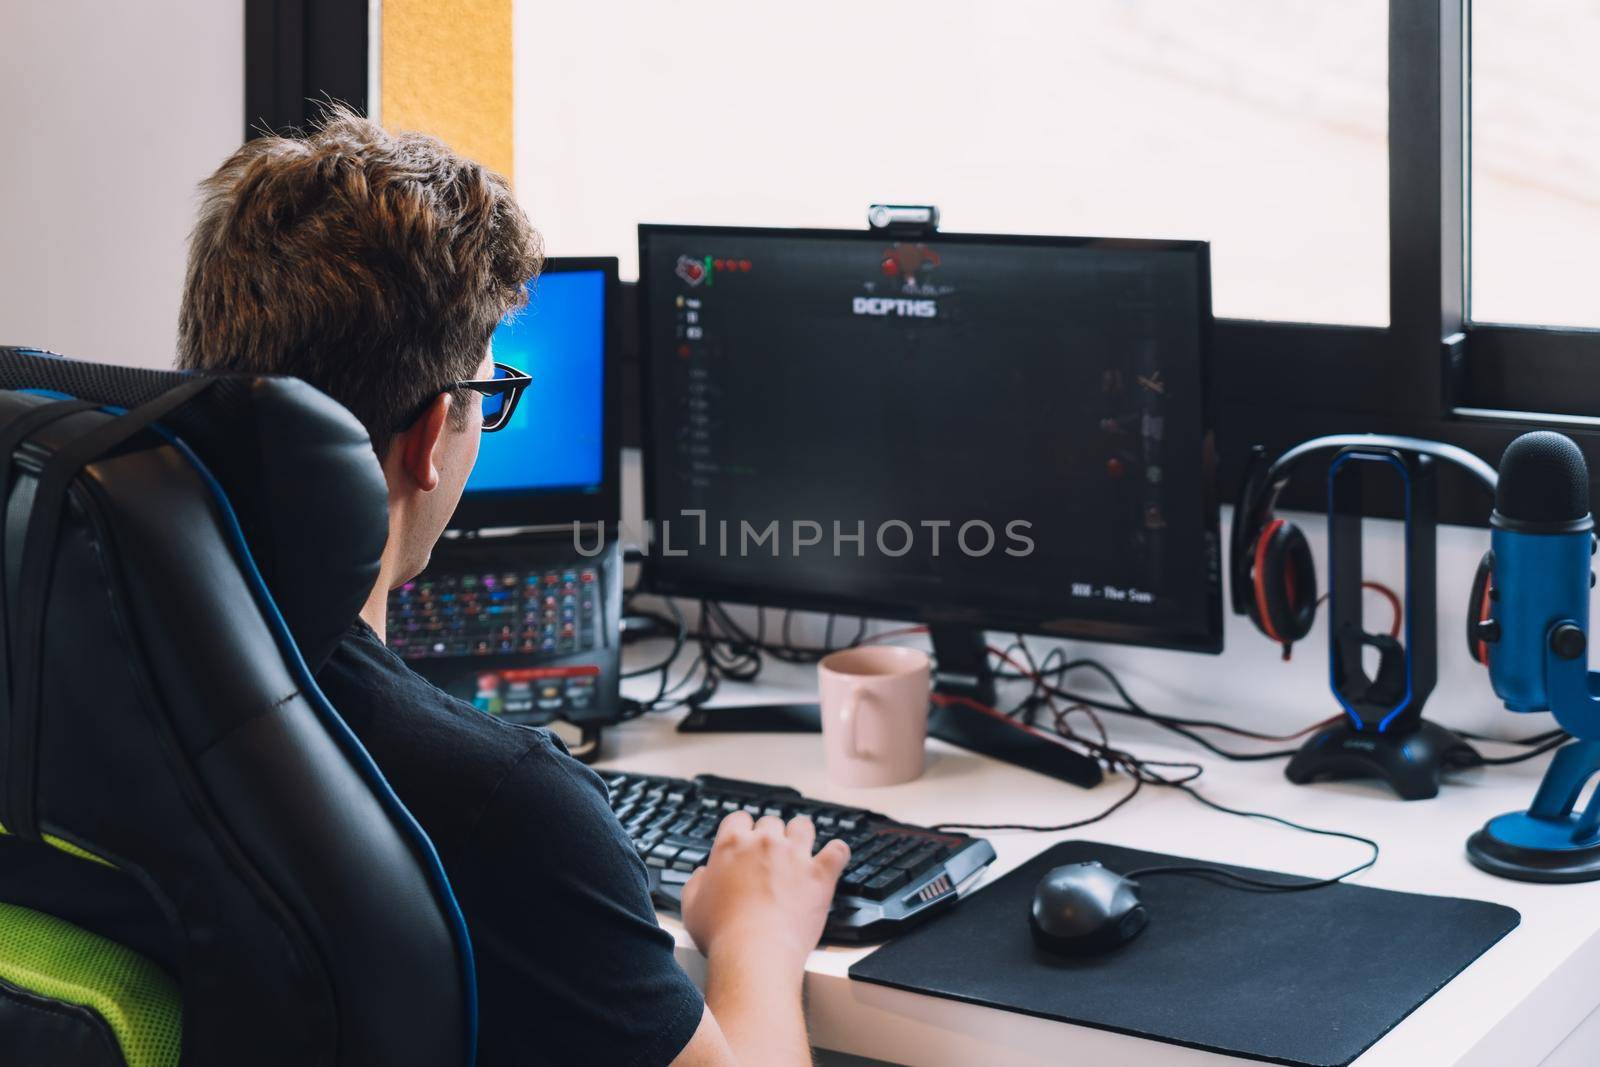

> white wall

[
  {"left": 0, "top": 1, "right": 244, "bottom": 369},
  {"left": 513, "top": 0, "right": 1388, "bottom": 326}
]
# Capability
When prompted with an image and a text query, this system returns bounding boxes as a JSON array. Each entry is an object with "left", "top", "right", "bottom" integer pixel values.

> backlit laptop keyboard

[{"left": 387, "top": 565, "right": 600, "bottom": 661}]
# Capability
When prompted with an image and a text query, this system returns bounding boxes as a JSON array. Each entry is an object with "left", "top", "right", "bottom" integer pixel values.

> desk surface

[{"left": 601, "top": 656, "right": 1600, "bottom": 1067}]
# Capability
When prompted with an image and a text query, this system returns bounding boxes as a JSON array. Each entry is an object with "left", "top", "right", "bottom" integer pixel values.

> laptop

[{"left": 385, "top": 257, "right": 623, "bottom": 728}]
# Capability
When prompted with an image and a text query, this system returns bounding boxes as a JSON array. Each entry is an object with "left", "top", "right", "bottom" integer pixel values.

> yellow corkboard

[{"left": 381, "top": 0, "right": 515, "bottom": 183}]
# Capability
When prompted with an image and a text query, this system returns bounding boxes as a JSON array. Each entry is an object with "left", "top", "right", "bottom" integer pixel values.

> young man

[{"left": 177, "top": 110, "right": 847, "bottom": 1066}]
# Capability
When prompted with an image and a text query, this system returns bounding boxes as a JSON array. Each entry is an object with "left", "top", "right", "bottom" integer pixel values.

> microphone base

[
  {"left": 1467, "top": 816, "right": 1600, "bottom": 883},
  {"left": 1467, "top": 738, "right": 1600, "bottom": 882},
  {"left": 1284, "top": 718, "right": 1480, "bottom": 801}
]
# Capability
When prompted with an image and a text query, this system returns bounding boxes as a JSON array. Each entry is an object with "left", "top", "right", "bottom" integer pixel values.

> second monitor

[
  {"left": 637, "top": 224, "right": 1222, "bottom": 688},
  {"left": 449, "top": 256, "right": 619, "bottom": 533}
]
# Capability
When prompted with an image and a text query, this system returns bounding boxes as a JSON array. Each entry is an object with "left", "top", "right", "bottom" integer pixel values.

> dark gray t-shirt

[{"left": 316, "top": 620, "right": 703, "bottom": 1067}]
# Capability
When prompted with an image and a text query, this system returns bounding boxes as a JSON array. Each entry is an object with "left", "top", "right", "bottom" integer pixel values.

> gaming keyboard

[
  {"left": 603, "top": 771, "right": 997, "bottom": 942},
  {"left": 388, "top": 564, "right": 600, "bottom": 661}
]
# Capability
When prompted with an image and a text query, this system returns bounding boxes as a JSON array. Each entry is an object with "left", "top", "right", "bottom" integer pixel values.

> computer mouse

[{"left": 1029, "top": 861, "right": 1148, "bottom": 955}]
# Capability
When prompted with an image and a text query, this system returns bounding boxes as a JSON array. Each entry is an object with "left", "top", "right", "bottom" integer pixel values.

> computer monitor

[
  {"left": 448, "top": 256, "right": 620, "bottom": 532},
  {"left": 636, "top": 225, "right": 1221, "bottom": 678}
]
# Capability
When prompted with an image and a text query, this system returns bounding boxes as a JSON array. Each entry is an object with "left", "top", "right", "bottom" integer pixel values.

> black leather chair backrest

[
  {"left": 0, "top": 347, "right": 474, "bottom": 1065},
  {"left": 0, "top": 348, "right": 384, "bottom": 670}
]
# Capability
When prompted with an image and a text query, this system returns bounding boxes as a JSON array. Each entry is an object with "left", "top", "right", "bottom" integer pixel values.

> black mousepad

[{"left": 848, "top": 841, "right": 1520, "bottom": 1067}]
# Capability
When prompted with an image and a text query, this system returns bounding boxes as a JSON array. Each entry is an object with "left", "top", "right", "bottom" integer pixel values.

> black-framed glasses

[{"left": 395, "top": 361, "right": 532, "bottom": 433}]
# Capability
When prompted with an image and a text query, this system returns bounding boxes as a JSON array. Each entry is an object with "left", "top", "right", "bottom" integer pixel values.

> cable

[
  {"left": 611, "top": 599, "right": 1447, "bottom": 897},
  {"left": 1363, "top": 580, "right": 1404, "bottom": 639},
  {"left": 992, "top": 637, "right": 1567, "bottom": 775},
  {"left": 1054, "top": 701, "right": 1110, "bottom": 752},
  {"left": 1454, "top": 727, "right": 1566, "bottom": 746},
  {"left": 992, "top": 642, "right": 1336, "bottom": 747},
  {"left": 988, "top": 644, "right": 1317, "bottom": 760},
  {"left": 615, "top": 591, "right": 719, "bottom": 717},
  {"left": 933, "top": 770, "right": 1147, "bottom": 834},
  {"left": 1274, "top": 580, "right": 1405, "bottom": 662},
  {"left": 1124, "top": 784, "right": 1379, "bottom": 892},
  {"left": 860, "top": 624, "right": 929, "bottom": 645},
  {"left": 619, "top": 603, "right": 1314, "bottom": 762},
  {"left": 625, "top": 599, "right": 885, "bottom": 714},
  {"left": 929, "top": 691, "right": 1201, "bottom": 832},
  {"left": 928, "top": 688, "right": 1380, "bottom": 895},
  {"left": 701, "top": 601, "right": 763, "bottom": 680},
  {"left": 620, "top": 596, "right": 1559, "bottom": 787},
  {"left": 620, "top": 598, "right": 686, "bottom": 680},
  {"left": 642, "top": 641, "right": 719, "bottom": 713},
  {"left": 1310, "top": 580, "right": 1404, "bottom": 640},
  {"left": 1465, "top": 734, "right": 1570, "bottom": 765},
  {"left": 1009, "top": 639, "right": 1055, "bottom": 719},
  {"left": 711, "top": 603, "right": 838, "bottom": 664}
]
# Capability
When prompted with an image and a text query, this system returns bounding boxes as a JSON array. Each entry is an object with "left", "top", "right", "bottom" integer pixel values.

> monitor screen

[
  {"left": 450, "top": 258, "right": 618, "bottom": 530},
  {"left": 637, "top": 226, "right": 1221, "bottom": 653}
]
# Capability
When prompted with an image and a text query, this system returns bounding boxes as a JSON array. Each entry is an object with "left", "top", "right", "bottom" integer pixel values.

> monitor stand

[
  {"left": 677, "top": 624, "right": 1103, "bottom": 789},
  {"left": 924, "top": 625, "right": 1102, "bottom": 789}
]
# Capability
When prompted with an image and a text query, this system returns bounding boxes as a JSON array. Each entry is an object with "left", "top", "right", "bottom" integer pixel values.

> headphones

[{"left": 1231, "top": 434, "right": 1498, "bottom": 658}]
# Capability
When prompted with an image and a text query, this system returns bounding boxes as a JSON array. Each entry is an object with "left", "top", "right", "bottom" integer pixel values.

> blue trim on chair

[{"left": 20, "top": 389, "right": 479, "bottom": 1064}]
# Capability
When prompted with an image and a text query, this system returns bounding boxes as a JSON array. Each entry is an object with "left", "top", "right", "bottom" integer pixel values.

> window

[
  {"left": 515, "top": 0, "right": 1389, "bottom": 325},
  {"left": 1470, "top": 1, "right": 1600, "bottom": 330},
  {"left": 250, "top": 0, "right": 1600, "bottom": 518}
]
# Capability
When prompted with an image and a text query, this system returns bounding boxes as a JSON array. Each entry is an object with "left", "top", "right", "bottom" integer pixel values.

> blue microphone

[
  {"left": 1468, "top": 431, "right": 1600, "bottom": 882},
  {"left": 1482, "top": 432, "right": 1596, "bottom": 716}
]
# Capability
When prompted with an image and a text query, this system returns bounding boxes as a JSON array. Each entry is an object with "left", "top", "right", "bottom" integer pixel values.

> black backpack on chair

[{"left": 0, "top": 347, "right": 476, "bottom": 1066}]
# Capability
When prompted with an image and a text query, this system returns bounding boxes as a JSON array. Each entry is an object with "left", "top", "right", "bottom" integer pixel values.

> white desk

[{"left": 601, "top": 656, "right": 1600, "bottom": 1067}]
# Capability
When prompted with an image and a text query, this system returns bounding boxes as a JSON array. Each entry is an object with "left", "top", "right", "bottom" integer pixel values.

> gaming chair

[{"left": 0, "top": 347, "right": 476, "bottom": 1066}]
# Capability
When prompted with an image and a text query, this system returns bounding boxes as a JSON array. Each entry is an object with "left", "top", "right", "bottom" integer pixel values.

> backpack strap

[{"left": 5, "top": 380, "right": 212, "bottom": 840}]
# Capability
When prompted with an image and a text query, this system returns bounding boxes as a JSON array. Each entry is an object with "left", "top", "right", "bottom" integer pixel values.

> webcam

[{"left": 867, "top": 204, "right": 940, "bottom": 234}]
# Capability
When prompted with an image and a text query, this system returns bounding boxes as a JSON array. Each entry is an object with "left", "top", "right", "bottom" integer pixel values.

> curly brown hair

[{"left": 177, "top": 106, "right": 542, "bottom": 457}]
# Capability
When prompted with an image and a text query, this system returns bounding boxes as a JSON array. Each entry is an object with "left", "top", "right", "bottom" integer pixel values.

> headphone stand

[
  {"left": 1286, "top": 447, "right": 1479, "bottom": 799},
  {"left": 1286, "top": 718, "right": 1479, "bottom": 801}
]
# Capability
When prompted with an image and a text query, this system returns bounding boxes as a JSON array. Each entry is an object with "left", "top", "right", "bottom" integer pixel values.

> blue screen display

[{"left": 466, "top": 269, "right": 606, "bottom": 495}]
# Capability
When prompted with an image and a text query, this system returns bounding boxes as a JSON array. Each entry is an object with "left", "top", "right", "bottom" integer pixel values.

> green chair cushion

[{"left": 0, "top": 902, "right": 181, "bottom": 1067}]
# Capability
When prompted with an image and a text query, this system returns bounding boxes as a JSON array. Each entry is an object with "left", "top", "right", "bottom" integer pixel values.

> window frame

[
  {"left": 244, "top": 0, "right": 368, "bottom": 139},
  {"left": 1196, "top": 0, "right": 1600, "bottom": 522},
  {"left": 247, "top": 0, "right": 1600, "bottom": 524}
]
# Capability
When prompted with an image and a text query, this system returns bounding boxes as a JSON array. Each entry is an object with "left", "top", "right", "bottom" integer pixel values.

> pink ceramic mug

[{"left": 817, "top": 646, "right": 931, "bottom": 787}]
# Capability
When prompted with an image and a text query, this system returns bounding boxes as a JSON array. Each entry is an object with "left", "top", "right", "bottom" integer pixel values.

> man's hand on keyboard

[{"left": 681, "top": 810, "right": 850, "bottom": 973}]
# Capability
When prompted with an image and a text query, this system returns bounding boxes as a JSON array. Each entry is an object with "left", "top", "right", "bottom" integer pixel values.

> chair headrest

[{"left": 0, "top": 347, "right": 387, "bottom": 670}]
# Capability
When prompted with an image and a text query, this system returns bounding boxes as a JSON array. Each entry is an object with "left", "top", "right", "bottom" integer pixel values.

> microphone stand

[{"left": 1467, "top": 621, "right": 1600, "bottom": 882}]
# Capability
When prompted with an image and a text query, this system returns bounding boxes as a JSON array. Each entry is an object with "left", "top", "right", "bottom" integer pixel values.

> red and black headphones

[{"left": 1230, "top": 434, "right": 1499, "bottom": 659}]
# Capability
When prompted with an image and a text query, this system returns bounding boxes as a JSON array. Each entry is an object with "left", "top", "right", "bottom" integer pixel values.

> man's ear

[{"left": 394, "top": 393, "right": 453, "bottom": 493}]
